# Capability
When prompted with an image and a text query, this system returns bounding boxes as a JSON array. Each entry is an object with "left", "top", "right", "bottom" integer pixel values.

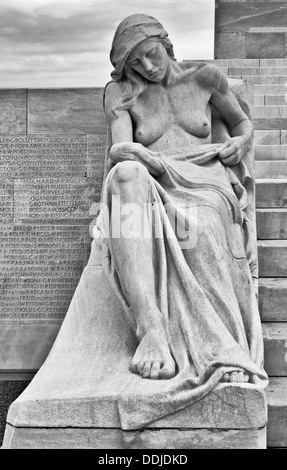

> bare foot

[
  {"left": 221, "top": 371, "right": 250, "bottom": 383},
  {"left": 129, "top": 329, "right": 176, "bottom": 380}
]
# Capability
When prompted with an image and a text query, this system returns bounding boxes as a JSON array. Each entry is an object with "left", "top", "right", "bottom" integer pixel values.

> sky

[{"left": 0, "top": 0, "right": 215, "bottom": 88}]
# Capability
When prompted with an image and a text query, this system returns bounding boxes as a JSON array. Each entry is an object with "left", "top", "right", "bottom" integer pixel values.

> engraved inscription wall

[
  {"left": 0, "top": 89, "right": 107, "bottom": 321},
  {"left": 0, "top": 225, "right": 91, "bottom": 318}
]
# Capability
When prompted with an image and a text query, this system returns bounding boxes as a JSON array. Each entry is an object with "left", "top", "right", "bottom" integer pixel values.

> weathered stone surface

[
  {"left": 256, "top": 180, "right": 287, "bottom": 207},
  {"left": 258, "top": 240, "right": 287, "bottom": 276},
  {"left": 215, "top": 32, "right": 245, "bottom": 59},
  {"left": 13, "top": 177, "right": 98, "bottom": 224},
  {"left": 216, "top": 3, "right": 287, "bottom": 32},
  {"left": 257, "top": 208, "right": 287, "bottom": 238},
  {"left": 0, "top": 179, "right": 13, "bottom": 223},
  {"left": 255, "top": 118, "right": 287, "bottom": 130},
  {"left": 0, "top": 225, "right": 89, "bottom": 292},
  {"left": 0, "top": 89, "right": 26, "bottom": 134},
  {"left": 255, "top": 145, "right": 287, "bottom": 160},
  {"left": 2, "top": 424, "right": 267, "bottom": 449},
  {"left": 246, "top": 34, "right": 285, "bottom": 59},
  {"left": 253, "top": 84, "right": 287, "bottom": 94},
  {"left": 27, "top": 88, "right": 106, "bottom": 135},
  {"left": 0, "top": 381, "right": 30, "bottom": 448},
  {"left": 255, "top": 161, "right": 287, "bottom": 178},
  {"left": 267, "top": 377, "right": 287, "bottom": 448},
  {"left": 259, "top": 278, "right": 287, "bottom": 322},
  {"left": 230, "top": 67, "right": 287, "bottom": 76},
  {"left": 265, "top": 95, "right": 287, "bottom": 105},
  {"left": 263, "top": 323, "right": 287, "bottom": 376},
  {"left": 261, "top": 58, "right": 287, "bottom": 67},
  {"left": 254, "top": 106, "right": 287, "bottom": 118},
  {"left": 254, "top": 130, "right": 280, "bottom": 146},
  {"left": 254, "top": 95, "right": 264, "bottom": 106},
  {"left": 280, "top": 130, "right": 287, "bottom": 144},
  {"left": 0, "top": 320, "right": 62, "bottom": 371},
  {"left": 242, "top": 75, "right": 287, "bottom": 84},
  {"left": 0, "top": 135, "right": 88, "bottom": 178}
]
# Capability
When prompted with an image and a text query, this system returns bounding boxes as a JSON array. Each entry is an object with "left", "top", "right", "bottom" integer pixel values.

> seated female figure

[{"left": 100, "top": 13, "right": 267, "bottom": 387}]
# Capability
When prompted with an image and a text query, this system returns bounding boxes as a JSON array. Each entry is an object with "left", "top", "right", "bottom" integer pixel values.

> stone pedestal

[{"left": 2, "top": 241, "right": 267, "bottom": 449}]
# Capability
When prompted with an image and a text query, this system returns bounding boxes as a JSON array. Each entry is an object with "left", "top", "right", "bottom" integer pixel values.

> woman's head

[{"left": 110, "top": 13, "right": 176, "bottom": 82}]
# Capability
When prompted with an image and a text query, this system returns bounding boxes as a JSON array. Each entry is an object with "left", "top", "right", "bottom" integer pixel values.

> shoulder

[
  {"left": 104, "top": 81, "right": 124, "bottom": 108},
  {"left": 194, "top": 63, "right": 229, "bottom": 94}
]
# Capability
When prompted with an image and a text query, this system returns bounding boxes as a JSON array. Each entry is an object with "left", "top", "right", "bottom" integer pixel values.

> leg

[{"left": 109, "top": 161, "right": 175, "bottom": 380}]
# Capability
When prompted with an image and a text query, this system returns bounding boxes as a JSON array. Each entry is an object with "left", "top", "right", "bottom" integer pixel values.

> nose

[{"left": 141, "top": 57, "right": 153, "bottom": 73}]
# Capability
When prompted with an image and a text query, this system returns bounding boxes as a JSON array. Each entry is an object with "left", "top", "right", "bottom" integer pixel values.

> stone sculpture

[
  {"left": 100, "top": 13, "right": 268, "bottom": 384},
  {"left": 3, "top": 13, "right": 269, "bottom": 448}
]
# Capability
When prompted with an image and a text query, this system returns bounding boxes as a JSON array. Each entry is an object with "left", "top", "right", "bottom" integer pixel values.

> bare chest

[{"left": 130, "top": 80, "right": 212, "bottom": 146}]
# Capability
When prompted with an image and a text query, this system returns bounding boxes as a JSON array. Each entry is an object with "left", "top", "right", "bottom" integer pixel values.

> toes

[
  {"left": 159, "top": 364, "right": 175, "bottom": 380},
  {"left": 244, "top": 373, "right": 250, "bottom": 383},
  {"left": 129, "top": 362, "right": 138, "bottom": 374},
  {"left": 136, "top": 361, "right": 145, "bottom": 375},
  {"left": 237, "top": 372, "right": 245, "bottom": 383},
  {"left": 230, "top": 372, "right": 238, "bottom": 383},
  {"left": 143, "top": 361, "right": 152, "bottom": 378},
  {"left": 150, "top": 361, "right": 161, "bottom": 380},
  {"left": 222, "top": 373, "right": 230, "bottom": 382}
]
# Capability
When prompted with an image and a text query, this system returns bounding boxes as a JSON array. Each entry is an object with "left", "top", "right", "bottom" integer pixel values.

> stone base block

[{"left": 3, "top": 424, "right": 266, "bottom": 450}]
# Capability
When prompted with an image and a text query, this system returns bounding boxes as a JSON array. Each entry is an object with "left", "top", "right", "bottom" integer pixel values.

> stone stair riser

[
  {"left": 267, "top": 377, "right": 287, "bottom": 448},
  {"left": 254, "top": 131, "right": 281, "bottom": 146},
  {"left": 259, "top": 279, "right": 287, "bottom": 322},
  {"left": 255, "top": 146, "right": 287, "bottom": 160},
  {"left": 256, "top": 181, "right": 287, "bottom": 208},
  {"left": 257, "top": 209, "right": 287, "bottom": 239},
  {"left": 258, "top": 242, "right": 287, "bottom": 277}
]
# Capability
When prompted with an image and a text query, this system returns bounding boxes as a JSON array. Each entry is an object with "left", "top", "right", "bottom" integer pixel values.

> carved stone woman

[
  {"left": 98, "top": 13, "right": 268, "bottom": 385},
  {"left": 3, "top": 14, "right": 269, "bottom": 444}
]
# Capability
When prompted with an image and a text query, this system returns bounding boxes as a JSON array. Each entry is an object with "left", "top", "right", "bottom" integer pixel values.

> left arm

[{"left": 207, "top": 65, "right": 253, "bottom": 166}]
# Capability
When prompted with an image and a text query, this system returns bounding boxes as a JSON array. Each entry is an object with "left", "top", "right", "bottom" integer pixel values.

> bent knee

[{"left": 111, "top": 161, "right": 149, "bottom": 185}]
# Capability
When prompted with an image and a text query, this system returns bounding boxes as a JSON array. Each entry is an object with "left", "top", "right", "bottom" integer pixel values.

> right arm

[{"left": 104, "top": 82, "right": 164, "bottom": 176}]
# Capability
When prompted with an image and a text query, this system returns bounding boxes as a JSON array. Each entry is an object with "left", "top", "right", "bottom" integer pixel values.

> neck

[{"left": 160, "top": 59, "right": 181, "bottom": 86}]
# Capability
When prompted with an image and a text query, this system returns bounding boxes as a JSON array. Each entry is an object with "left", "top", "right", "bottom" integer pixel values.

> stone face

[
  {"left": 2, "top": 424, "right": 267, "bottom": 449},
  {"left": 27, "top": 88, "right": 106, "bottom": 135},
  {"left": 0, "top": 89, "right": 26, "bottom": 134}
]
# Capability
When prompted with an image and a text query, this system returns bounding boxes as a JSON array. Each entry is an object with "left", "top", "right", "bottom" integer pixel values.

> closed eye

[{"left": 128, "top": 59, "right": 140, "bottom": 67}]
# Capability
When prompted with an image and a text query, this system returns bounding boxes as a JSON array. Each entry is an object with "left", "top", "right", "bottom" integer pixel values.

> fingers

[{"left": 219, "top": 139, "right": 243, "bottom": 167}]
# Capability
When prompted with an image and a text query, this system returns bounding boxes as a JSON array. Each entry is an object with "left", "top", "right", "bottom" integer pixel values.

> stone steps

[
  {"left": 263, "top": 324, "right": 287, "bottom": 376},
  {"left": 255, "top": 161, "right": 287, "bottom": 178},
  {"left": 254, "top": 130, "right": 281, "bottom": 146},
  {"left": 267, "top": 377, "right": 287, "bottom": 448},
  {"left": 257, "top": 209, "right": 287, "bottom": 239},
  {"left": 236, "top": 76, "right": 287, "bottom": 85},
  {"left": 256, "top": 180, "right": 287, "bottom": 208},
  {"left": 255, "top": 145, "right": 287, "bottom": 160},
  {"left": 259, "top": 278, "right": 287, "bottom": 322},
  {"left": 258, "top": 240, "right": 287, "bottom": 277}
]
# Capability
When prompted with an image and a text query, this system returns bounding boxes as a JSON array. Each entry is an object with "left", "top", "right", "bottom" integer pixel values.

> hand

[
  {"left": 109, "top": 142, "right": 164, "bottom": 176},
  {"left": 218, "top": 137, "right": 251, "bottom": 167}
]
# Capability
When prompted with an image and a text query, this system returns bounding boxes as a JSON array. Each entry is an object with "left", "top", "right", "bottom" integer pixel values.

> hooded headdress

[{"left": 110, "top": 13, "right": 175, "bottom": 80}]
